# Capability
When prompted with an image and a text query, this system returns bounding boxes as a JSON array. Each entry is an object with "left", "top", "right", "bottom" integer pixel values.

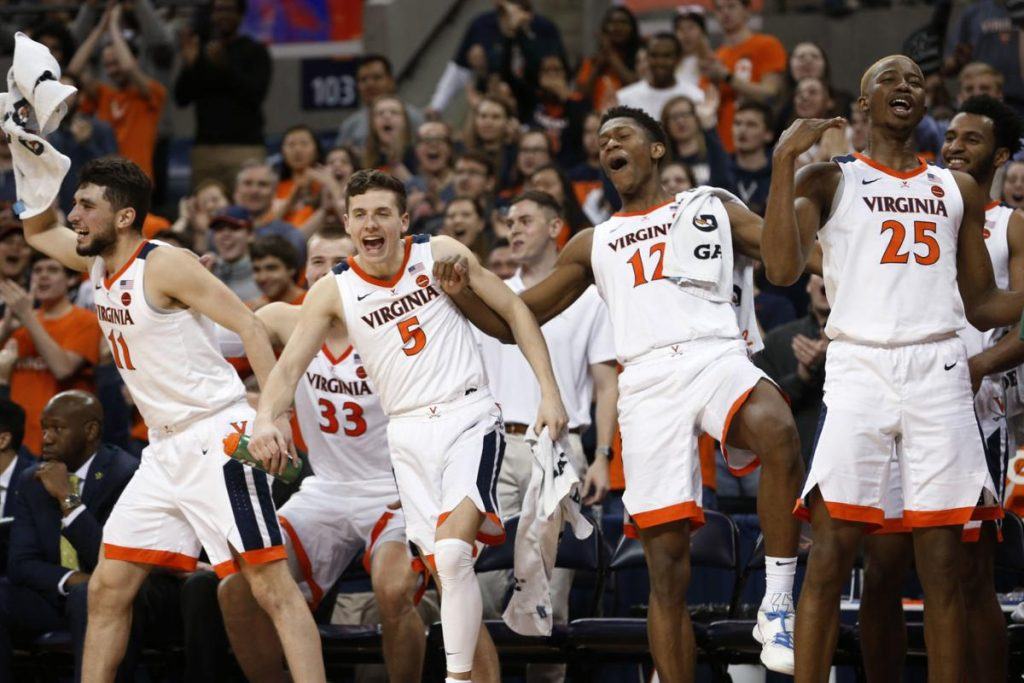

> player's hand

[
  {"left": 774, "top": 117, "right": 846, "bottom": 162},
  {"left": 35, "top": 460, "right": 72, "bottom": 501},
  {"left": 249, "top": 416, "right": 291, "bottom": 475},
  {"left": 791, "top": 334, "right": 828, "bottom": 370},
  {"left": 534, "top": 392, "right": 568, "bottom": 440},
  {"left": 581, "top": 453, "right": 610, "bottom": 505},
  {"left": 432, "top": 255, "right": 469, "bottom": 296},
  {"left": 968, "top": 356, "right": 984, "bottom": 394}
]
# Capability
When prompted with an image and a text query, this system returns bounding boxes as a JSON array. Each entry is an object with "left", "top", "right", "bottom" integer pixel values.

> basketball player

[
  {"left": 20, "top": 158, "right": 324, "bottom": 681},
  {"left": 475, "top": 190, "right": 616, "bottom": 683},
  {"left": 218, "top": 230, "right": 427, "bottom": 682},
  {"left": 855, "top": 94, "right": 1024, "bottom": 683},
  {"left": 249, "top": 170, "right": 568, "bottom": 683},
  {"left": 762, "top": 56, "right": 1024, "bottom": 683},
  {"left": 436, "top": 104, "right": 806, "bottom": 678}
]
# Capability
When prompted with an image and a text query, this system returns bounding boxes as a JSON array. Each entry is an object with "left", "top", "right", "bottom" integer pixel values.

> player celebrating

[
  {"left": 218, "top": 230, "right": 427, "bottom": 682},
  {"left": 856, "top": 94, "right": 1024, "bottom": 683},
  {"left": 762, "top": 56, "right": 1024, "bottom": 683},
  {"left": 249, "top": 170, "right": 568, "bottom": 683},
  {"left": 21, "top": 158, "right": 324, "bottom": 681},
  {"left": 437, "top": 104, "right": 806, "bottom": 678}
]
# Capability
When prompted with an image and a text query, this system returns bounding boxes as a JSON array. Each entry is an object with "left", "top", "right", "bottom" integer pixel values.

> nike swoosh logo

[
  {"left": 201, "top": 449, "right": 208, "bottom": 455},
  {"left": 944, "top": 362, "right": 957, "bottom": 371},
  {"left": 357, "top": 292, "right": 372, "bottom": 301},
  {"left": 94, "top": 284, "right": 102, "bottom": 290},
  {"left": 772, "top": 560, "right": 797, "bottom": 566},
  {"left": 862, "top": 178, "right": 881, "bottom": 185}
]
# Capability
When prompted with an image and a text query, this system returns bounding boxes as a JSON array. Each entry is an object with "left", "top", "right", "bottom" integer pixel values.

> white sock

[
  {"left": 435, "top": 538, "right": 481, "bottom": 675},
  {"left": 762, "top": 555, "right": 797, "bottom": 609}
]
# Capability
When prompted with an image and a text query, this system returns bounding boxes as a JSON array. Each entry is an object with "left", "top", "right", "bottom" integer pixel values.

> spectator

[
  {"left": 1003, "top": 160, "right": 1024, "bottom": 209},
  {"left": 661, "top": 94, "right": 733, "bottom": 189},
  {"left": 65, "top": 4, "right": 167, "bottom": 180},
  {"left": 510, "top": 53, "right": 591, "bottom": 169},
  {"left": 302, "top": 147, "right": 362, "bottom": 237},
  {"left": 674, "top": 6, "right": 710, "bottom": 91},
  {"left": 729, "top": 101, "right": 774, "bottom": 216},
  {"left": 958, "top": 61, "right": 1004, "bottom": 104},
  {"left": 945, "top": 0, "right": 1024, "bottom": 115},
  {"left": 363, "top": 96, "right": 415, "bottom": 179},
  {"left": 616, "top": 32, "right": 705, "bottom": 120},
  {"left": 660, "top": 160, "right": 696, "bottom": 195},
  {"left": 47, "top": 74, "right": 118, "bottom": 216},
  {"left": 0, "top": 255, "right": 102, "bottom": 456},
  {"left": 175, "top": 0, "right": 272, "bottom": 191},
  {"left": 0, "top": 400, "right": 31, "bottom": 568},
  {"left": 207, "top": 207, "right": 260, "bottom": 303},
  {"left": 754, "top": 275, "right": 830, "bottom": 465},
  {"left": 325, "top": 145, "right": 360, "bottom": 190},
  {"left": 231, "top": 162, "right": 308, "bottom": 260},
  {"left": 442, "top": 197, "right": 491, "bottom": 261},
  {"left": 702, "top": 0, "right": 786, "bottom": 152},
  {"left": 464, "top": 96, "right": 518, "bottom": 191},
  {"left": 774, "top": 41, "right": 852, "bottom": 140},
  {"left": 788, "top": 78, "right": 851, "bottom": 170},
  {"left": 486, "top": 238, "right": 517, "bottom": 279},
  {"left": 506, "top": 129, "right": 553, "bottom": 196},
  {"left": 171, "top": 179, "right": 230, "bottom": 254},
  {"left": 249, "top": 236, "right": 305, "bottom": 309},
  {"left": 428, "top": 0, "right": 567, "bottom": 116},
  {"left": 273, "top": 125, "right": 325, "bottom": 228},
  {"left": 406, "top": 122, "right": 456, "bottom": 235},
  {"left": 28, "top": 21, "right": 77, "bottom": 69},
  {"left": 453, "top": 151, "right": 498, "bottom": 206},
  {"left": 0, "top": 391, "right": 146, "bottom": 680},
  {"left": 150, "top": 229, "right": 194, "bottom": 252},
  {"left": 568, "top": 111, "right": 604, "bottom": 207},
  {"left": 575, "top": 6, "right": 640, "bottom": 112},
  {"left": 337, "top": 54, "right": 424, "bottom": 150},
  {"left": 526, "top": 163, "right": 590, "bottom": 239},
  {"left": 0, "top": 220, "right": 30, "bottom": 286},
  {"left": 850, "top": 106, "right": 869, "bottom": 153}
]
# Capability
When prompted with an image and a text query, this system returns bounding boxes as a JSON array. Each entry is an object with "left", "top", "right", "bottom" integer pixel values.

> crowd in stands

[{"left": 0, "top": 0, "right": 1019, "bottom": 678}]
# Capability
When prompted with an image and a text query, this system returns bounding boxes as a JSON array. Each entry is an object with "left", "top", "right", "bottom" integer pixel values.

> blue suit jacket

[
  {"left": 7, "top": 444, "right": 138, "bottom": 607},
  {"left": 2, "top": 449, "right": 35, "bottom": 518}
]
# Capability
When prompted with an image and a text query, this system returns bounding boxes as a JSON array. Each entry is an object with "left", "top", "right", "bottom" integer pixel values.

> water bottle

[{"left": 222, "top": 432, "right": 302, "bottom": 484}]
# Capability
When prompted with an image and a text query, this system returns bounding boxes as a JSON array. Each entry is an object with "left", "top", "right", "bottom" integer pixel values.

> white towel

[
  {"left": 663, "top": 186, "right": 743, "bottom": 303},
  {"left": 9, "top": 32, "right": 76, "bottom": 136},
  {"left": 733, "top": 254, "right": 764, "bottom": 355},
  {"left": 502, "top": 428, "right": 593, "bottom": 637}
]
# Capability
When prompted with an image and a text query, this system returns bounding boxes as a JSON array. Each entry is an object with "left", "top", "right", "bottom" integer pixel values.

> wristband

[{"left": 595, "top": 446, "right": 611, "bottom": 458}]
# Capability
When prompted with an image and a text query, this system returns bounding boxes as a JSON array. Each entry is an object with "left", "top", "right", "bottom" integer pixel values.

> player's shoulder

[{"left": 256, "top": 301, "right": 300, "bottom": 343}]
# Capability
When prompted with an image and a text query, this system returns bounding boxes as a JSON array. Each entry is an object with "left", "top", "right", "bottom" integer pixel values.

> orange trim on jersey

[
  {"left": 962, "top": 526, "right": 981, "bottom": 543},
  {"left": 623, "top": 520, "right": 639, "bottom": 539},
  {"left": 103, "top": 543, "right": 197, "bottom": 572},
  {"left": 985, "top": 199, "right": 1001, "bottom": 211},
  {"left": 347, "top": 236, "right": 412, "bottom": 288},
  {"left": 613, "top": 198, "right": 674, "bottom": 217},
  {"left": 793, "top": 497, "right": 885, "bottom": 527},
  {"left": 872, "top": 517, "right": 911, "bottom": 535},
  {"left": 322, "top": 344, "right": 353, "bottom": 366},
  {"left": 103, "top": 240, "right": 149, "bottom": 289},
  {"left": 903, "top": 506, "right": 978, "bottom": 527},
  {"left": 971, "top": 504, "right": 1005, "bottom": 521},
  {"left": 630, "top": 500, "right": 706, "bottom": 530},
  {"left": 409, "top": 556, "right": 431, "bottom": 605},
  {"left": 719, "top": 386, "right": 760, "bottom": 477},
  {"left": 362, "top": 510, "right": 395, "bottom": 574},
  {"left": 279, "top": 515, "right": 323, "bottom": 609},
  {"left": 212, "top": 545, "right": 289, "bottom": 578},
  {"left": 436, "top": 510, "right": 506, "bottom": 545},
  {"left": 853, "top": 152, "right": 927, "bottom": 180},
  {"left": 212, "top": 559, "right": 238, "bottom": 578}
]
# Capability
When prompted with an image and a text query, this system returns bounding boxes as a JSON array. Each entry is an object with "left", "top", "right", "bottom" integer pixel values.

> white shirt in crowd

[
  {"left": 0, "top": 455, "right": 16, "bottom": 515},
  {"left": 675, "top": 55, "right": 701, "bottom": 90},
  {"left": 615, "top": 78, "right": 705, "bottom": 121},
  {"left": 476, "top": 272, "right": 615, "bottom": 429}
]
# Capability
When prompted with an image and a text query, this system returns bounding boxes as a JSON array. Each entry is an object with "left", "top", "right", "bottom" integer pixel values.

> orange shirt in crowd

[
  {"left": 576, "top": 57, "right": 625, "bottom": 112},
  {"left": 11, "top": 306, "right": 102, "bottom": 454},
  {"left": 142, "top": 213, "right": 171, "bottom": 238},
  {"left": 275, "top": 178, "right": 319, "bottom": 227},
  {"left": 713, "top": 34, "right": 786, "bottom": 153},
  {"left": 81, "top": 79, "right": 167, "bottom": 179}
]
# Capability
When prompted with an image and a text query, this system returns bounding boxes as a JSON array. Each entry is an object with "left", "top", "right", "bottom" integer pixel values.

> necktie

[{"left": 59, "top": 474, "right": 81, "bottom": 571}]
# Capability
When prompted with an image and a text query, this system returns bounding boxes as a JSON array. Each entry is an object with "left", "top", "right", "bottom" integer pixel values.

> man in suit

[
  {"left": 0, "top": 390, "right": 139, "bottom": 679},
  {"left": 0, "top": 399, "right": 35, "bottom": 569}
]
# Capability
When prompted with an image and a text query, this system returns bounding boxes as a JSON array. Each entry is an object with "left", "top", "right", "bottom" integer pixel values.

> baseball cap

[
  {"left": 210, "top": 205, "right": 253, "bottom": 230},
  {"left": 675, "top": 5, "right": 707, "bottom": 33}
]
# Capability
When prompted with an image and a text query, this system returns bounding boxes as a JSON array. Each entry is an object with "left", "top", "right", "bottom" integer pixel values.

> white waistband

[
  {"left": 388, "top": 387, "right": 493, "bottom": 420},
  {"left": 624, "top": 337, "right": 746, "bottom": 367},
  {"left": 149, "top": 400, "right": 250, "bottom": 438}
]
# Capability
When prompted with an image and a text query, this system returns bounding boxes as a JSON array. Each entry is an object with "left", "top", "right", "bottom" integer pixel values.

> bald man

[{"left": 0, "top": 390, "right": 142, "bottom": 680}]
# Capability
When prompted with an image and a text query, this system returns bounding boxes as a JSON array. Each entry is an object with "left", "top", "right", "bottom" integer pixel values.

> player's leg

[
  {"left": 859, "top": 533, "right": 913, "bottom": 683},
  {"left": 961, "top": 522, "right": 1006, "bottom": 683},
  {"left": 911, "top": 526, "right": 966, "bottom": 683},
  {"left": 794, "top": 492, "right": 864, "bottom": 683},
  {"left": 637, "top": 520, "right": 694, "bottom": 683},
  {"left": 371, "top": 540, "right": 426, "bottom": 683},
  {"left": 217, "top": 572, "right": 284, "bottom": 683},
  {"left": 81, "top": 558, "right": 151, "bottom": 682},
  {"left": 237, "top": 555, "right": 326, "bottom": 682}
]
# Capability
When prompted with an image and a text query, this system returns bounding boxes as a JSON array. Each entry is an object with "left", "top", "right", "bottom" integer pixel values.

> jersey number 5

[
  {"left": 398, "top": 316, "right": 426, "bottom": 356},
  {"left": 628, "top": 242, "right": 666, "bottom": 287},
  {"left": 318, "top": 399, "right": 367, "bottom": 437},
  {"left": 880, "top": 220, "right": 939, "bottom": 265}
]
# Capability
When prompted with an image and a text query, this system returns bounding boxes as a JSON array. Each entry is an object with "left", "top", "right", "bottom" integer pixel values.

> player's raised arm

[
  {"left": 762, "top": 117, "right": 845, "bottom": 285},
  {"left": 435, "top": 235, "right": 568, "bottom": 436},
  {"left": 436, "top": 229, "right": 596, "bottom": 343},
  {"left": 251, "top": 274, "right": 342, "bottom": 461},
  {"left": 955, "top": 172, "right": 1024, "bottom": 330},
  {"left": 22, "top": 206, "right": 94, "bottom": 273}
]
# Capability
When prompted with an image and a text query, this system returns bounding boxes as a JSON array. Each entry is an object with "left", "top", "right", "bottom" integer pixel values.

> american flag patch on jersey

[
  {"left": 927, "top": 171, "right": 940, "bottom": 183},
  {"left": 408, "top": 262, "right": 424, "bottom": 275},
  {"left": 119, "top": 279, "right": 133, "bottom": 290},
  {"left": 353, "top": 352, "right": 362, "bottom": 364}
]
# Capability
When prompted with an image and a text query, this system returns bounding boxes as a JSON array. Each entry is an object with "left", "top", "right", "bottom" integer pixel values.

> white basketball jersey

[
  {"left": 820, "top": 153, "right": 965, "bottom": 345},
  {"left": 590, "top": 199, "right": 741, "bottom": 364},
  {"left": 335, "top": 235, "right": 487, "bottom": 415},
  {"left": 293, "top": 345, "right": 391, "bottom": 483},
  {"left": 90, "top": 241, "right": 247, "bottom": 430},
  {"left": 959, "top": 201, "right": 1013, "bottom": 357}
]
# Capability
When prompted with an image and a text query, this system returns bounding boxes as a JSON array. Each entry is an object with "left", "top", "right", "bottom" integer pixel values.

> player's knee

[
  {"left": 246, "top": 566, "right": 291, "bottom": 617},
  {"left": 374, "top": 573, "right": 414, "bottom": 619},
  {"left": 753, "top": 412, "right": 801, "bottom": 468},
  {"left": 217, "top": 573, "right": 248, "bottom": 614},
  {"left": 88, "top": 568, "right": 131, "bottom": 613},
  {"left": 862, "top": 554, "right": 900, "bottom": 598},
  {"left": 805, "top": 537, "right": 852, "bottom": 593},
  {"left": 434, "top": 538, "right": 475, "bottom": 589},
  {"left": 644, "top": 544, "right": 690, "bottom": 603}
]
